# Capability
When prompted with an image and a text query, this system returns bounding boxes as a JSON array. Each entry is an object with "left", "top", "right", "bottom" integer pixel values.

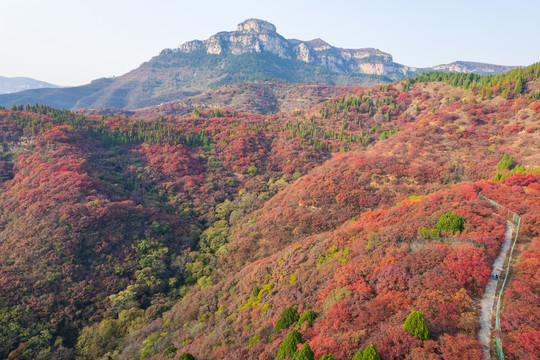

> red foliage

[
  {"left": 443, "top": 245, "right": 491, "bottom": 295},
  {"left": 439, "top": 334, "right": 486, "bottom": 360}
]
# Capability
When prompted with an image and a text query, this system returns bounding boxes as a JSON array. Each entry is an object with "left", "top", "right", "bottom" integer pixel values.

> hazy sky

[{"left": 2, "top": 0, "right": 539, "bottom": 86}]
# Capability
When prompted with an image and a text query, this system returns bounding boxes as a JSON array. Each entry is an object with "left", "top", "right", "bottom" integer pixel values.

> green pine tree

[
  {"left": 403, "top": 311, "right": 430, "bottom": 340},
  {"left": 361, "top": 345, "right": 380, "bottom": 360},
  {"left": 297, "top": 309, "right": 317, "bottom": 327},
  {"left": 291, "top": 342, "right": 314, "bottom": 360},
  {"left": 514, "top": 78, "right": 523, "bottom": 95},
  {"left": 436, "top": 212, "right": 465, "bottom": 234},
  {"left": 178, "top": 353, "right": 195, "bottom": 360},
  {"left": 275, "top": 307, "right": 300, "bottom": 332},
  {"left": 319, "top": 355, "right": 336, "bottom": 360},
  {"left": 352, "top": 349, "right": 363, "bottom": 360},
  {"left": 496, "top": 153, "right": 515, "bottom": 170},
  {"left": 276, "top": 330, "right": 304, "bottom": 360},
  {"left": 352, "top": 345, "right": 380, "bottom": 360}
]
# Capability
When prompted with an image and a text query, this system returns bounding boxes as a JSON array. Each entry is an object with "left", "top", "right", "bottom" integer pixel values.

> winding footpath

[{"left": 478, "top": 220, "right": 516, "bottom": 358}]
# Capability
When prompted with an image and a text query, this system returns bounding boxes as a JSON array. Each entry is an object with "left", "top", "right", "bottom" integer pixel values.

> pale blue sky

[{"left": 2, "top": 0, "right": 539, "bottom": 86}]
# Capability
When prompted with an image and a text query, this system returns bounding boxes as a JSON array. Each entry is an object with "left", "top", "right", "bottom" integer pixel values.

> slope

[{"left": 0, "top": 64, "right": 538, "bottom": 359}]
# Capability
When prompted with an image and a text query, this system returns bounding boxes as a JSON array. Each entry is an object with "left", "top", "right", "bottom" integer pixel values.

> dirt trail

[{"left": 478, "top": 220, "right": 516, "bottom": 358}]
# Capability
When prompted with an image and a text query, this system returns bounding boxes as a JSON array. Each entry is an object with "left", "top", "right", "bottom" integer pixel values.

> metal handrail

[{"left": 478, "top": 192, "right": 521, "bottom": 360}]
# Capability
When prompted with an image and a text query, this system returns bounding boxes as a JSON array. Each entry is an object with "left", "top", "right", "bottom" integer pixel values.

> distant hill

[
  {"left": 0, "top": 76, "right": 60, "bottom": 94},
  {"left": 0, "top": 19, "right": 517, "bottom": 110},
  {"left": 427, "top": 61, "right": 516, "bottom": 75}
]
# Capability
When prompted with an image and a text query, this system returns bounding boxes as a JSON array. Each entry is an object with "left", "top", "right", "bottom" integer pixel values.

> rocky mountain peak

[
  {"left": 236, "top": 18, "right": 276, "bottom": 34},
  {"left": 176, "top": 19, "right": 413, "bottom": 77}
]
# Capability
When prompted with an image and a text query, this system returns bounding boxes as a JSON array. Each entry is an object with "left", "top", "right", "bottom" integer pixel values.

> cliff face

[
  {"left": 178, "top": 19, "right": 415, "bottom": 78},
  {"left": 179, "top": 19, "right": 291, "bottom": 58}
]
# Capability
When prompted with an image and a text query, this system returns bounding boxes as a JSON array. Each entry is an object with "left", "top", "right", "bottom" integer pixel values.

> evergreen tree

[
  {"left": 436, "top": 212, "right": 465, "bottom": 234},
  {"left": 361, "top": 345, "right": 380, "bottom": 360},
  {"left": 403, "top": 311, "right": 430, "bottom": 340},
  {"left": 275, "top": 307, "right": 300, "bottom": 332},
  {"left": 514, "top": 78, "right": 523, "bottom": 94},
  {"left": 352, "top": 349, "right": 363, "bottom": 360},
  {"left": 178, "top": 353, "right": 195, "bottom": 360},
  {"left": 496, "top": 153, "right": 515, "bottom": 170},
  {"left": 291, "top": 342, "right": 315, "bottom": 360},
  {"left": 352, "top": 345, "right": 380, "bottom": 360},
  {"left": 319, "top": 355, "right": 336, "bottom": 360},
  {"left": 298, "top": 309, "right": 317, "bottom": 327},
  {"left": 276, "top": 330, "right": 304, "bottom": 360}
]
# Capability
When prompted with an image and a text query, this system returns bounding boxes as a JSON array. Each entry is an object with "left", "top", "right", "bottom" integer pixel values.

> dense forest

[{"left": 0, "top": 64, "right": 539, "bottom": 360}]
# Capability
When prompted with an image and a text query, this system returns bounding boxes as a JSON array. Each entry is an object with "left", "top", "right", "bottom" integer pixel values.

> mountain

[
  {"left": 0, "top": 19, "right": 517, "bottom": 112},
  {"left": 0, "top": 76, "right": 60, "bottom": 94},
  {"left": 178, "top": 19, "right": 414, "bottom": 79},
  {"left": 428, "top": 61, "right": 516, "bottom": 75},
  {"left": 0, "top": 64, "right": 538, "bottom": 359}
]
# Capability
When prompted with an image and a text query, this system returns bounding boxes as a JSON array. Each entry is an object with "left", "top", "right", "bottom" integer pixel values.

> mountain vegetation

[{"left": 0, "top": 63, "right": 539, "bottom": 360}]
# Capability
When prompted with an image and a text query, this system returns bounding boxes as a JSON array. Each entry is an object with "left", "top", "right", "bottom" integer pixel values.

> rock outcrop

[{"left": 178, "top": 18, "right": 415, "bottom": 78}]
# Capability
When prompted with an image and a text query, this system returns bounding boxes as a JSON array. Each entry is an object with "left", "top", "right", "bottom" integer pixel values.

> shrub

[
  {"left": 163, "top": 346, "right": 177, "bottom": 356},
  {"left": 247, "top": 335, "right": 260, "bottom": 348},
  {"left": 321, "top": 288, "right": 352, "bottom": 312},
  {"left": 297, "top": 309, "right": 317, "bottom": 327},
  {"left": 248, "top": 165, "right": 258, "bottom": 176},
  {"left": 276, "top": 330, "right": 304, "bottom": 359},
  {"left": 403, "top": 311, "right": 430, "bottom": 340},
  {"left": 496, "top": 153, "right": 515, "bottom": 170},
  {"left": 417, "top": 226, "right": 439, "bottom": 239},
  {"left": 419, "top": 212, "right": 465, "bottom": 239},
  {"left": 178, "top": 353, "right": 195, "bottom": 360},
  {"left": 275, "top": 307, "right": 300, "bottom": 332},
  {"left": 436, "top": 212, "right": 465, "bottom": 234}
]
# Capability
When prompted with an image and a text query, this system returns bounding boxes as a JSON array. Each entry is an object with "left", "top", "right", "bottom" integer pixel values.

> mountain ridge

[
  {"left": 0, "top": 19, "right": 518, "bottom": 111},
  {"left": 0, "top": 76, "right": 60, "bottom": 94}
]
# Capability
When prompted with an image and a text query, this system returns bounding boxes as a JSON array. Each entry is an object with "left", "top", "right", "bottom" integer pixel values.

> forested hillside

[{"left": 0, "top": 64, "right": 539, "bottom": 360}]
